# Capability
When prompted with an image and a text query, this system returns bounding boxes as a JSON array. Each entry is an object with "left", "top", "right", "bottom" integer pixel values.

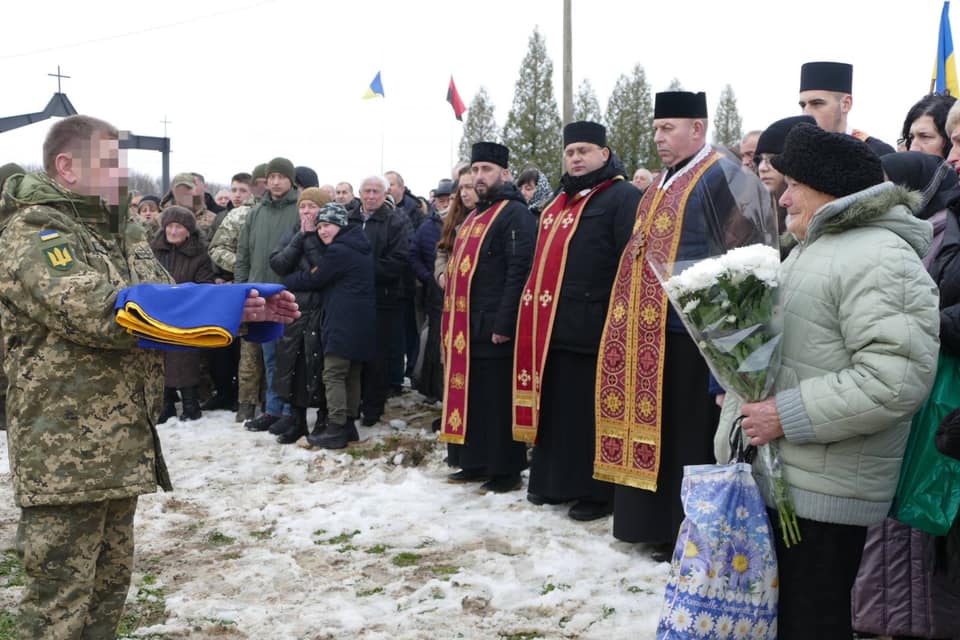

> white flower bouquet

[{"left": 651, "top": 243, "right": 801, "bottom": 547}]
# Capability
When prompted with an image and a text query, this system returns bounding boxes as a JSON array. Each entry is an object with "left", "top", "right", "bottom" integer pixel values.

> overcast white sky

[{"left": 0, "top": 0, "right": 951, "bottom": 196}]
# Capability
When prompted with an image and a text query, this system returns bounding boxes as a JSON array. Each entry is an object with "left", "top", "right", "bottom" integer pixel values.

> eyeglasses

[{"left": 752, "top": 153, "right": 775, "bottom": 169}]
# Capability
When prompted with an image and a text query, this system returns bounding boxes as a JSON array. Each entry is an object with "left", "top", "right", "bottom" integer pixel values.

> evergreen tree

[
  {"left": 605, "top": 63, "right": 658, "bottom": 173},
  {"left": 502, "top": 27, "right": 563, "bottom": 183},
  {"left": 573, "top": 79, "right": 603, "bottom": 123},
  {"left": 457, "top": 87, "right": 500, "bottom": 161},
  {"left": 712, "top": 84, "right": 743, "bottom": 149},
  {"left": 667, "top": 78, "right": 683, "bottom": 90}
]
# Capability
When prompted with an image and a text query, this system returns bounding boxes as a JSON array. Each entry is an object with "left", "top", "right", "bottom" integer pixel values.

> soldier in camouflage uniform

[
  {"left": 0, "top": 116, "right": 299, "bottom": 638},
  {"left": 209, "top": 189, "right": 264, "bottom": 422},
  {"left": 0, "top": 162, "right": 24, "bottom": 432},
  {"left": 162, "top": 172, "right": 218, "bottom": 242}
]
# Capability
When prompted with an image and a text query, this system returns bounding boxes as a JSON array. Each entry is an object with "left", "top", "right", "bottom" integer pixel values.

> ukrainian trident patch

[{"left": 43, "top": 244, "right": 75, "bottom": 271}]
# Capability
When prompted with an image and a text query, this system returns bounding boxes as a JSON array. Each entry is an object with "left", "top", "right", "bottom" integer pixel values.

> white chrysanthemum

[
  {"left": 753, "top": 618, "right": 770, "bottom": 638},
  {"left": 735, "top": 506, "right": 749, "bottom": 519},
  {"left": 665, "top": 254, "right": 727, "bottom": 297},
  {"left": 732, "top": 618, "right": 753, "bottom": 640},
  {"left": 693, "top": 612, "right": 715, "bottom": 636},
  {"left": 682, "top": 298, "right": 701, "bottom": 314},
  {"left": 670, "top": 605, "right": 694, "bottom": 631},
  {"left": 722, "top": 244, "right": 781, "bottom": 288}
]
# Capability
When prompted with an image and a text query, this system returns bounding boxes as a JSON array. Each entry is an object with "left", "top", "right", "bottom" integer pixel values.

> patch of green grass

[
  {"left": 0, "top": 610, "right": 16, "bottom": 640},
  {"left": 430, "top": 564, "right": 459, "bottom": 577},
  {"left": 627, "top": 585, "right": 654, "bottom": 595},
  {"left": 501, "top": 633, "right": 543, "bottom": 640},
  {"left": 391, "top": 552, "right": 421, "bottom": 567},
  {"left": 0, "top": 550, "right": 25, "bottom": 587},
  {"left": 116, "top": 573, "right": 167, "bottom": 637},
  {"left": 366, "top": 543, "right": 389, "bottom": 554},
  {"left": 430, "top": 587, "right": 445, "bottom": 599},
  {"left": 602, "top": 605, "right": 616, "bottom": 619},
  {"left": 540, "top": 582, "right": 570, "bottom": 595},
  {"left": 315, "top": 529, "right": 360, "bottom": 546},
  {"left": 337, "top": 544, "right": 356, "bottom": 554},
  {"left": 250, "top": 526, "right": 275, "bottom": 540},
  {"left": 356, "top": 586, "right": 384, "bottom": 597},
  {"left": 205, "top": 531, "right": 235, "bottom": 547}
]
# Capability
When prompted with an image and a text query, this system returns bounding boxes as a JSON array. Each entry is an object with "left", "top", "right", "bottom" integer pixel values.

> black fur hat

[{"left": 771, "top": 123, "right": 882, "bottom": 197}]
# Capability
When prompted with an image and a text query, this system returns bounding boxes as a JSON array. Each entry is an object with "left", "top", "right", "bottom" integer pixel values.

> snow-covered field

[{"left": 0, "top": 393, "right": 669, "bottom": 639}]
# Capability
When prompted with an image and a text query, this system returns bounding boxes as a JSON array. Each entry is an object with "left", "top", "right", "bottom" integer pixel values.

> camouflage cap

[
  {"left": 315, "top": 202, "right": 349, "bottom": 227},
  {"left": 172, "top": 172, "right": 195, "bottom": 189}
]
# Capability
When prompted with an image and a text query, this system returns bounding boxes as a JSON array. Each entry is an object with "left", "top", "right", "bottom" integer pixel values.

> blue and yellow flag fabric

[
  {"left": 362, "top": 71, "right": 385, "bottom": 99},
  {"left": 934, "top": 1, "right": 959, "bottom": 96},
  {"left": 114, "top": 282, "right": 287, "bottom": 349}
]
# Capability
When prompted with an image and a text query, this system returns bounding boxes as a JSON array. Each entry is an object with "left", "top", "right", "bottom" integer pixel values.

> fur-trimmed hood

[{"left": 806, "top": 182, "right": 931, "bottom": 258}]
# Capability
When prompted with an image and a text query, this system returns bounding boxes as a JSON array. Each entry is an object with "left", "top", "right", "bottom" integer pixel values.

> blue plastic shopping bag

[{"left": 657, "top": 462, "right": 778, "bottom": 639}]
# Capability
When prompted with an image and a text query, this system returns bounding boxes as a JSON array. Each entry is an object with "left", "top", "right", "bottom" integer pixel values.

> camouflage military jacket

[
  {"left": 0, "top": 173, "right": 174, "bottom": 508},
  {"left": 208, "top": 204, "right": 251, "bottom": 275}
]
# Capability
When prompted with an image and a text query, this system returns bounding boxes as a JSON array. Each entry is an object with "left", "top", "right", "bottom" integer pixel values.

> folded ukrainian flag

[{"left": 115, "top": 282, "right": 287, "bottom": 349}]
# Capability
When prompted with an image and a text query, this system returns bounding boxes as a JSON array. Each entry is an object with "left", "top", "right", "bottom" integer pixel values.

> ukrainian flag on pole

[
  {"left": 363, "top": 71, "right": 385, "bottom": 99},
  {"left": 933, "top": 1, "right": 959, "bottom": 95}
]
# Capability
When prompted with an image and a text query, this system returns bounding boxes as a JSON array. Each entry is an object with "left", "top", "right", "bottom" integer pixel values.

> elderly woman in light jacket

[{"left": 714, "top": 123, "right": 940, "bottom": 640}]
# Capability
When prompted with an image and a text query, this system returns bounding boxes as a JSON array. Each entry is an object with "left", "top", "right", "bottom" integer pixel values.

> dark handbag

[{"left": 936, "top": 406, "right": 960, "bottom": 461}]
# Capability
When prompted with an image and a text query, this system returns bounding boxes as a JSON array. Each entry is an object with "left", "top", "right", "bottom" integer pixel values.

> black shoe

[
  {"left": 568, "top": 500, "right": 613, "bottom": 522},
  {"left": 158, "top": 387, "right": 179, "bottom": 424},
  {"left": 202, "top": 393, "right": 235, "bottom": 411},
  {"left": 479, "top": 474, "right": 522, "bottom": 493},
  {"left": 314, "top": 410, "right": 328, "bottom": 433},
  {"left": 269, "top": 415, "right": 297, "bottom": 435},
  {"left": 387, "top": 386, "right": 403, "bottom": 398},
  {"left": 649, "top": 543, "right": 674, "bottom": 563},
  {"left": 345, "top": 418, "right": 359, "bottom": 443},
  {"left": 235, "top": 403, "right": 256, "bottom": 423},
  {"left": 179, "top": 387, "right": 202, "bottom": 421},
  {"left": 307, "top": 422, "right": 349, "bottom": 449},
  {"left": 446, "top": 468, "right": 487, "bottom": 483},
  {"left": 361, "top": 414, "right": 380, "bottom": 427},
  {"left": 526, "top": 492, "right": 566, "bottom": 506},
  {"left": 245, "top": 413, "right": 281, "bottom": 432},
  {"left": 276, "top": 407, "right": 307, "bottom": 444},
  {"left": 431, "top": 417, "right": 441, "bottom": 432}
]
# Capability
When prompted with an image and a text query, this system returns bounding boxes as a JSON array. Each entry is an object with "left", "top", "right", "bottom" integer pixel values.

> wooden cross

[
  {"left": 160, "top": 115, "right": 172, "bottom": 138},
  {"left": 48, "top": 65, "right": 70, "bottom": 93}
]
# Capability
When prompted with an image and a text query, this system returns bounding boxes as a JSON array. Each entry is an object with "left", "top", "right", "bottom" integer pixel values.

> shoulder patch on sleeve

[
  {"left": 42, "top": 243, "right": 75, "bottom": 272},
  {"left": 38, "top": 230, "right": 61, "bottom": 242}
]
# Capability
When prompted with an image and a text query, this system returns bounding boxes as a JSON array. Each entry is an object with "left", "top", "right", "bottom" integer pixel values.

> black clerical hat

[
  {"left": 471, "top": 141, "right": 509, "bottom": 168},
  {"left": 755, "top": 115, "right": 817, "bottom": 156},
  {"left": 654, "top": 91, "right": 708, "bottom": 119},
  {"left": 799, "top": 61, "right": 853, "bottom": 93},
  {"left": 563, "top": 121, "right": 607, "bottom": 147}
]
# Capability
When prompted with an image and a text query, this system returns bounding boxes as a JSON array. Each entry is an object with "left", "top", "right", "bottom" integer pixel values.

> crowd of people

[{"left": 2, "top": 57, "right": 960, "bottom": 638}]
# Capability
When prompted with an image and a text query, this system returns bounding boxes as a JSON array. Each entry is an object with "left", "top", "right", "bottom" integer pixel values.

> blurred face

[
  {"left": 165, "top": 221, "right": 189, "bottom": 245},
  {"left": 60, "top": 132, "right": 127, "bottom": 206},
  {"left": 519, "top": 181, "right": 536, "bottom": 202},
  {"left": 755, "top": 153, "right": 785, "bottom": 194},
  {"left": 564, "top": 142, "right": 609, "bottom": 176},
  {"left": 317, "top": 221, "right": 341, "bottom": 245},
  {"left": 230, "top": 180, "right": 251, "bottom": 207},
  {"left": 471, "top": 162, "right": 506, "bottom": 198},
  {"left": 335, "top": 183, "right": 353, "bottom": 204},
  {"left": 215, "top": 190, "right": 231, "bottom": 208},
  {"left": 267, "top": 172, "right": 292, "bottom": 198},
  {"left": 386, "top": 173, "right": 404, "bottom": 203},
  {"left": 435, "top": 193, "right": 451, "bottom": 212},
  {"left": 299, "top": 201, "right": 320, "bottom": 232},
  {"left": 252, "top": 177, "right": 268, "bottom": 197},
  {"left": 632, "top": 170, "right": 652, "bottom": 190},
  {"left": 654, "top": 118, "right": 702, "bottom": 168},
  {"left": 740, "top": 133, "right": 759, "bottom": 172},
  {"left": 138, "top": 200, "right": 160, "bottom": 222},
  {"left": 360, "top": 178, "right": 387, "bottom": 211},
  {"left": 798, "top": 90, "right": 849, "bottom": 133},
  {"left": 173, "top": 184, "right": 194, "bottom": 208},
  {"left": 458, "top": 174, "right": 478, "bottom": 209},
  {"left": 948, "top": 127, "right": 960, "bottom": 173},
  {"left": 779, "top": 177, "right": 835, "bottom": 240},
  {"left": 909, "top": 115, "right": 946, "bottom": 157}
]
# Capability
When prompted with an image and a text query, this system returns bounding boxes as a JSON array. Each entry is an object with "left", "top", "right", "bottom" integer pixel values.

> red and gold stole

[
  {"left": 513, "top": 177, "right": 622, "bottom": 443},
  {"left": 594, "top": 151, "right": 720, "bottom": 490},
  {"left": 439, "top": 201, "right": 510, "bottom": 444}
]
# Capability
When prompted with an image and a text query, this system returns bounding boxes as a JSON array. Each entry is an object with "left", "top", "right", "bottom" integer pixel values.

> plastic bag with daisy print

[{"left": 656, "top": 462, "right": 778, "bottom": 639}]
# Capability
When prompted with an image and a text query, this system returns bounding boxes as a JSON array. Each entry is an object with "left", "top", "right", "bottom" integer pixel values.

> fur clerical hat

[
  {"left": 563, "top": 121, "right": 607, "bottom": 147},
  {"left": 799, "top": 61, "right": 853, "bottom": 93},
  {"left": 771, "top": 123, "right": 882, "bottom": 197},
  {"left": 654, "top": 91, "right": 708, "bottom": 119},
  {"left": 471, "top": 142, "right": 509, "bottom": 168}
]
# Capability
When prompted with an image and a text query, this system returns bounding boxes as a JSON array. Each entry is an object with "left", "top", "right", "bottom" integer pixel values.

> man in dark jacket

[
  {"left": 514, "top": 121, "right": 641, "bottom": 521},
  {"left": 350, "top": 175, "right": 413, "bottom": 425},
  {"left": 386, "top": 170, "right": 424, "bottom": 392},
  {"left": 439, "top": 142, "right": 536, "bottom": 493}
]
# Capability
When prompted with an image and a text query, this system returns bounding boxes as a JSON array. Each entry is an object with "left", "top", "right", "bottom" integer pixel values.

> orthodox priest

[
  {"left": 594, "top": 91, "right": 774, "bottom": 554},
  {"left": 514, "top": 121, "right": 641, "bottom": 521},
  {"left": 440, "top": 142, "right": 535, "bottom": 493}
]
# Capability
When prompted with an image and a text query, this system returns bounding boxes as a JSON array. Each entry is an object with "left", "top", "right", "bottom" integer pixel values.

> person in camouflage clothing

[
  {"left": 0, "top": 162, "right": 24, "bottom": 432},
  {"left": 162, "top": 172, "right": 218, "bottom": 241},
  {"left": 0, "top": 116, "right": 298, "bottom": 639}
]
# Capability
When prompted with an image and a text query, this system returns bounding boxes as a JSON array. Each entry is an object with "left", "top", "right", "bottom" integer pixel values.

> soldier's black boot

[
  {"left": 277, "top": 406, "right": 308, "bottom": 444},
  {"left": 307, "top": 422, "right": 349, "bottom": 449},
  {"left": 158, "top": 387, "right": 178, "bottom": 424},
  {"left": 179, "top": 387, "right": 202, "bottom": 421}
]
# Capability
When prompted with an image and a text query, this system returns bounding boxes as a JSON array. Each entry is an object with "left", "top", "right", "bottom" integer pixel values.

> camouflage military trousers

[
  {"left": 238, "top": 339, "right": 265, "bottom": 406},
  {"left": 17, "top": 496, "right": 138, "bottom": 640}
]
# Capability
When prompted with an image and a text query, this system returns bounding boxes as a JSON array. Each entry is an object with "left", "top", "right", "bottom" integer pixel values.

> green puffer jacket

[
  {"left": 234, "top": 188, "right": 299, "bottom": 283},
  {"left": 0, "top": 173, "right": 174, "bottom": 507},
  {"left": 715, "top": 183, "right": 940, "bottom": 527}
]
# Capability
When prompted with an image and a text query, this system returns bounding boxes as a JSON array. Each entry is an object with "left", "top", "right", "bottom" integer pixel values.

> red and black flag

[{"left": 447, "top": 76, "right": 467, "bottom": 121}]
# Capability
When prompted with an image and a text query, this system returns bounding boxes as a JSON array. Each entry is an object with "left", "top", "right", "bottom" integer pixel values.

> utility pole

[{"left": 563, "top": 0, "right": 573, "bottom": 125}]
